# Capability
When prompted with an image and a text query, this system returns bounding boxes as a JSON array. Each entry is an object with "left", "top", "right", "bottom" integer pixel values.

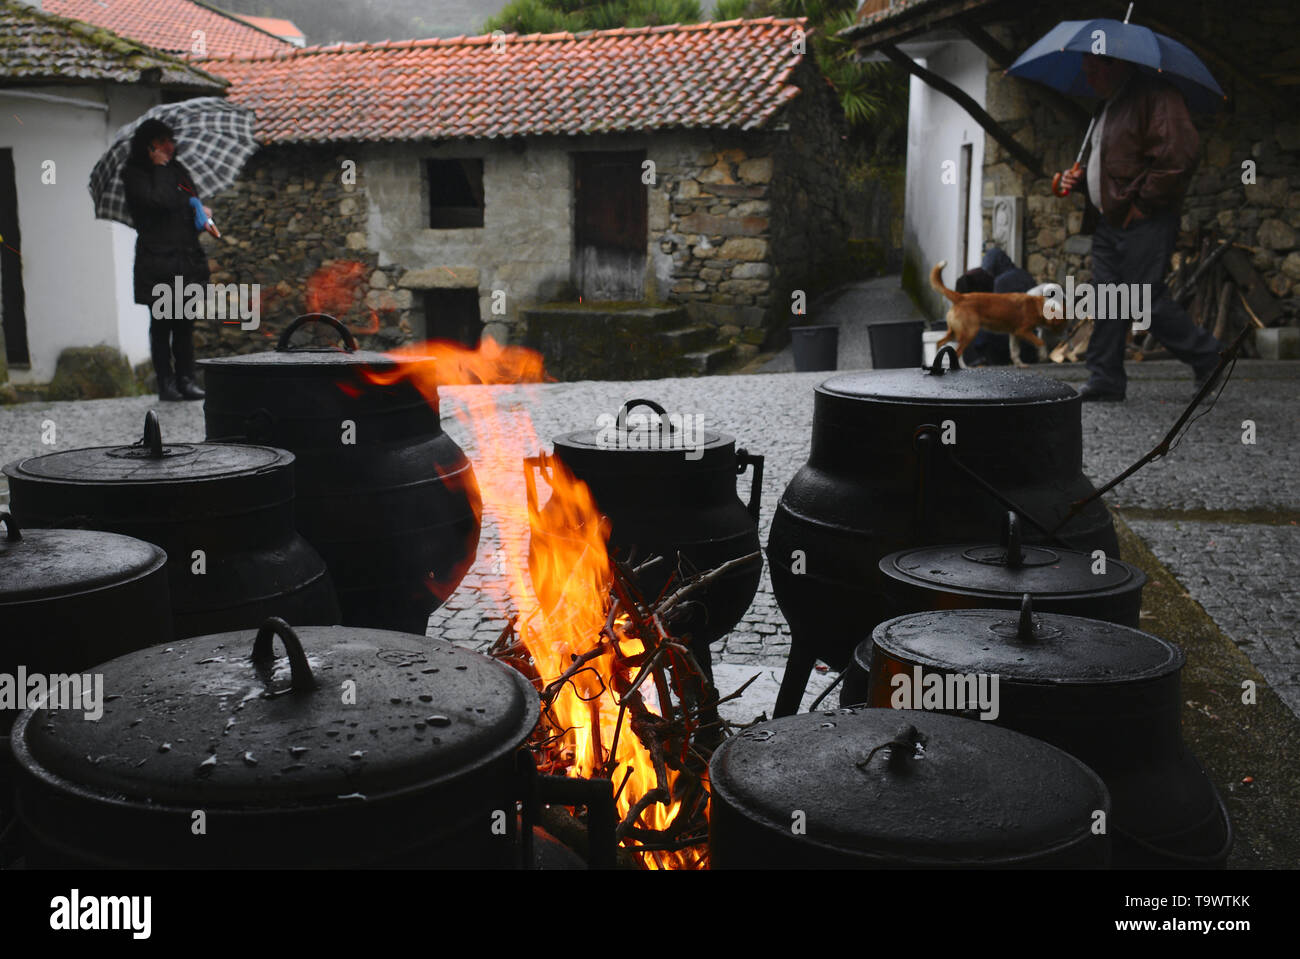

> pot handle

[
  {"left": 277, "top": 312, "right": 359, "bottom": 353},
  {"left": 615, "top": 398, "right": 674, "bottom": 434},
  {"left": 735, "top": 449, "right": 764, "bottom": 523},
  {"left": 0, "top": 511, "right": 20, "bottom": 542},
  {"left": 517, "top": 751, "right": 617, "bottom": 869},
  {"left": 523, "top": 454, "right": 550, "bottom": 521},
  {"left": 1001, "top": 511, "right": 1024, "bottom": 569},
  {"left": 250, "top": 617, "right": 317, "bottom": 692},
  {"left": 911, "top": 424, "right": 939, "bottom": 537},
  {"left": 926, "top": 345, "right": 959, "bottom": 375},
  {"left": 139, "top": 409, "right": 164, "bottom": 459}
]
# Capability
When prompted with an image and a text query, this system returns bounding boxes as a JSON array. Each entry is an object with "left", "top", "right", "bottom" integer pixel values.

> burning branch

[{"left": 491, "top": 549, "right": 762, "bottom": 869}]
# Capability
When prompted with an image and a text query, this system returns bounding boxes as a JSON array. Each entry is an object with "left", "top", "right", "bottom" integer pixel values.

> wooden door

[{"left": 573, "top": 151, "right": 646, "bottom": 301}]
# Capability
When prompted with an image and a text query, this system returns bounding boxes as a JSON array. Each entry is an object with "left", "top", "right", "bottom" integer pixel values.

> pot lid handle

[
  {"left": 250, "top": 617, "right": 317, "bottom": 693},
  {"left": 925, "top": 345, "right": 960, "bottom": 375},
  {"left": 857, "top": 722, "right": 925, "bottom": 773},
  {"left": 615, "top": 398, "right": 675, "bottom": 434},
  {"left": 277, "top": 313, "right": 359, "bottom": 353},
  {"left": 1018, "top": 593, "right": 1035, "bottom": 641},
  {"left": 139, "top": 409, "right": 164, "bottom": 459},
  {"left": 1001, "top": 511, "right": 1024, "bottom": 569},
  {"left": 0, "top": 510, "right": 20, "bottom": 542}
]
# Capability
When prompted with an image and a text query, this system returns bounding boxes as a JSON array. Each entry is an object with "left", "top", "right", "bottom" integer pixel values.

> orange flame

[{"left": 365, "top": 338, "right": 693, "bottom": 868}]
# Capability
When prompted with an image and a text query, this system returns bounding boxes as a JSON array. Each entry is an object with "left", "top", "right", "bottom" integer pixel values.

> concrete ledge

[{"left": 398, "top": 266, "right": 480, "bottom": 289}]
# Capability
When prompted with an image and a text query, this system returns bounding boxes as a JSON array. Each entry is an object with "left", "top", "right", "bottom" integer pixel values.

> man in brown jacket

[{"left": 1060, "top": 54, "right": 1221, "bottom": 401}]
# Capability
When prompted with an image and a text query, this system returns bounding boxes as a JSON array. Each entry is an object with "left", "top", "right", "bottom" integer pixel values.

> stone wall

[
  {"left": 199, "top": 144, "right": 394, "bottom": 357},
  {"left": 769, "top": 58, "right": 861, "bottom": 339},
  {"left": 646, "top": 130, "right": 777, "bottom": 348},
  {"left": 979, "top": 5, "right": 1300, "bottom": 318}
]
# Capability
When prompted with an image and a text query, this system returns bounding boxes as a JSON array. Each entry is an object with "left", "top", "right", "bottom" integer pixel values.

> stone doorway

[
  {"left": 0, "top": 148, "right": 29, "bottom": 368},
  {"left": 423, "top": 288, "right": 482, "bottom": 347}
]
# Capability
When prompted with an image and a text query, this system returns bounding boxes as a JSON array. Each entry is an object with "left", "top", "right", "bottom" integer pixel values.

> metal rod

[{"left": 1051, "top": 321, "right": 1253, "bottom": 534}]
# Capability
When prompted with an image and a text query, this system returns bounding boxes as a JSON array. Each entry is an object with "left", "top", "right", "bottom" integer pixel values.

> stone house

[
  {"left": 191, "top": 18, "right": 860, "bottom": 372},
  {"left": 844, "top": 0, "right": 1300, "bottom": 323},
  {"left": 0, "top": 0, "right": 227, "bottom": 386}
]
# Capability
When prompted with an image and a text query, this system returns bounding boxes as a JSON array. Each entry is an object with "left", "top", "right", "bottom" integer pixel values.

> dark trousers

[
  {"left": 1085, "top": 212, "right": 1221, "bottom": 395},
  {"left": 149, "top": 315, "right": 195, "bottom": 385}
]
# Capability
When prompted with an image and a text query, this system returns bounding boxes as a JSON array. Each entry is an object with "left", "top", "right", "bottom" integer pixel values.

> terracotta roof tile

[
  {"left": 0, "top": 0, "right": 226, "bottom": 91},
  {"left": 44, "top": 0, "right": 292, "bottom": 57},
  {"left": 196, "top": 18, "right": 811, "bottom": 144}
]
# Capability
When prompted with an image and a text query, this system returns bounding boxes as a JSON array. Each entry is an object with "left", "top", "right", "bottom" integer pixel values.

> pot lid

[
  {"left": 2, "top": 411, "right": 290, "bottom": 485},
  {"left": 199, "top": 313, "right": 425, "bottom": 372},
  {"left": 17, "top": 619, "right": 539, "bottom": 805},
  {"left": 873, "top": 599, "right": 1183, "bottom": 684},
  {"left": 553, "top": 399, "right": 731, "bottom": 456},
  {"left": 0, "top": 513, "right": 166, "bottom": 604},
  {"left": 710, "top": 707, "right": 1107, "bottom": 863},
  {"left": 820, "top": 347, "right": 1075, "bottom": 405},
  {"left": 881, "top": 512, "right": 1144, "bottom": 598}
]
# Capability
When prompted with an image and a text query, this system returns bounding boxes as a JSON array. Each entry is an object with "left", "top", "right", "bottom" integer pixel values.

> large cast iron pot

[
  {"left": 767, "top": 347, "right": 1119, "bottom": 715},
  {"left": 863, "top": 600, "right": 1232, "bottom": 868},
  {"left": 3, "top": 411, "right": 339, "bottom": 639},
  {"left": 200, "top": 313, "right": 481, "bottom": 634},
  {"left": 709, "top": 706, "right": 1110, "bottom": 868},
  {"left": 839, "top": 511, "right": 1146, "bottom": 704},
  {"left": 10, "top": 618, "right": 614, "bottom": 868},
  {"left": 0, "top": 513, "right": 172, "bottom": 822},
  {"left": 527, "top": 399, "right": 763, "bottom": 675}
]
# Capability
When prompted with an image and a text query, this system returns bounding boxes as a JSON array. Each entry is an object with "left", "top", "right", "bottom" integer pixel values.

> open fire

[{"left": 363, "top": 338, "right": 722, "bottom": 869}]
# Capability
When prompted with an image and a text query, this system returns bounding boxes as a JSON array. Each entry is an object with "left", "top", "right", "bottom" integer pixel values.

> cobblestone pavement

[{"left": 1, "top": 356, "right": 1296, "bottom": 719}]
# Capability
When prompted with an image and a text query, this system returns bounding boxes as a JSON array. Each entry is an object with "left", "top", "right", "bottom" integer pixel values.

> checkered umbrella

[{"left": 89, "top": 97, "right": 258, "bottom": 228}]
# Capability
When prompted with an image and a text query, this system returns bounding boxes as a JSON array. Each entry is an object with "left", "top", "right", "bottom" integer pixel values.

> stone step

[
  {"left": 525, "top": 304, "right": 691, "bottom": 336},
  {"left": 655, "top": 325, "right": 717, "bottom": 354},
  {"left": 676, "top": 343, "right": 737, "bottom": 375}
]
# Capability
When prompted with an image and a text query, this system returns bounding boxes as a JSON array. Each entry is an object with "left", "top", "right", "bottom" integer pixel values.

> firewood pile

[
  {"left": 1051, "top": 227, "right": 1295, "bottom": 363},
  {"left": 1133, "top": 228, "right": 1291, "bottom": 361}
]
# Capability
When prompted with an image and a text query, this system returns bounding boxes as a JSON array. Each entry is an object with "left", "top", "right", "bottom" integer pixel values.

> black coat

[{"left": 123, "top": 160, "right": 210, "bottom": 306}]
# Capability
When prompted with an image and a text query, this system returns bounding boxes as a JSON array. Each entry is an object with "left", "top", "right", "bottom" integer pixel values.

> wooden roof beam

[{"left": 878, "top": 41, "right": 1046, "bottom": 179}]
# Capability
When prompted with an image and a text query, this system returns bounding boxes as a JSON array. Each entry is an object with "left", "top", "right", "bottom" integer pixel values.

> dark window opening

[
  {"left": 423, "top": 288, "right": 483, "bottom": 348},
  {"left": 427, "top": 158, "right": 484, "bottom": 229}
]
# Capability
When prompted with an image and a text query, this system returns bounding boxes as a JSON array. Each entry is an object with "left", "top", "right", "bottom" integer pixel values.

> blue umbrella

[{"left": 1006, "top": 17, "right": 1226, "bottom": 113}]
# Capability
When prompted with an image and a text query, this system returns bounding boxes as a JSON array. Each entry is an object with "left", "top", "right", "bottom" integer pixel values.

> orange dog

[{"left": 929, "top": 261, "right": 1064, "bottom": 366}]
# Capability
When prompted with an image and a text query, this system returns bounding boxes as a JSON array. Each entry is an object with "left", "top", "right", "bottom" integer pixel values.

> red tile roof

[
  {"left": 43, "top": 0, "right": 293, "bottom": 57},
  {"left": 231, "top": 14, "right": 303, "bottom": 43},
  {"left": 197, "top": 19, "right": 811, "bottom": 144},
  {"left": 0, "top": 0, "right": 226, "bottom": 92}
]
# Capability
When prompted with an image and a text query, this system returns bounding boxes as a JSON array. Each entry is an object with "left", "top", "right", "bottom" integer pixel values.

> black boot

[
  {"left": 158, "top": 376, "right": 183, "bottom": 402},
  {"left": 176, "top": 376, "right": 205, "bottom": 400},
  {"left": 149, "top": 319, "right": 175, "bottom": 399}
]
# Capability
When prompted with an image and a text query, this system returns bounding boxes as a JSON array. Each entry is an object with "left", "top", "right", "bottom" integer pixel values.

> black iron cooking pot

[
  {"left": 0, "top": 513, "right": 172, "bottom": 823},
  {"left": 767, "top": 347, "right": 1119, "bottom": 715},
  {"left": 3, "top": 411, "right": 339, "bottom": 640},
  {"left": 9, "top": 618, "right": 615, "bottom": 868},
  {"left": 862, "top": 600, "right": 1232, "bottom": 868},
  {"left": 841, "top": 511, "right": 1146, "bottom": 704},
  {"left": 709, "top": 706, "right": 1109, "bottom": 868},
  {"left": 528, "top": 399, "right": 763, "bottom": 674},
  {"left": 200, "top": 313, "right": 481, "bottom": 634}
]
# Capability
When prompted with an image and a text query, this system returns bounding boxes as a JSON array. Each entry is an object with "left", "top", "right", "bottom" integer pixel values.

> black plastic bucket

[
  {"left": 868, "top": 319, "right": 924, "bottom": 369},
  {"left": 790, "top": 325, "right": 839, "bottom": 372}
]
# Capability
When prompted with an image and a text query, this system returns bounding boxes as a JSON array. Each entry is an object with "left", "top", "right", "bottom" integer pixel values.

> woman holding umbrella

[{"left": 123, "top": 118, "right": 211, "bottom": 402}]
